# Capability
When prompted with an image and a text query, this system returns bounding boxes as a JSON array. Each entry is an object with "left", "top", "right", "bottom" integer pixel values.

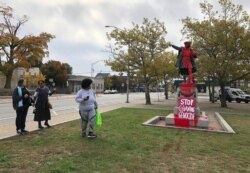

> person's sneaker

[
  {"left": 16, "top": 129, "right": 23, "bottom": 135},
  {"left": 82, "top": 133, "right": 87, "bottom": 138},
  {"left": 88, "top": 132, "right": 97, "bottom": 139},
  {"left": 21, "top": 129, "right": 29, "bottom": 133}
]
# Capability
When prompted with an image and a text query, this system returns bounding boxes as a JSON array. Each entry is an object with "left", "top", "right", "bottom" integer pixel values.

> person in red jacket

[{"left": 170, "top": 41, "right": 197, "bottom": 83}]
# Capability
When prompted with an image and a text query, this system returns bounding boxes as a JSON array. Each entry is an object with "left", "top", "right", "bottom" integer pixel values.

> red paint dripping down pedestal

[{"left": 166, "top": 81, "right": 209, "bottom": 128}]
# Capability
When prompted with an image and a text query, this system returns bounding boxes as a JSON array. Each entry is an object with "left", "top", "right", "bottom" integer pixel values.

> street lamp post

[
  {"left": 91, "top": 60, "right": 104, "bottom": 77},
  {"left": 126, "top": 72, "right": 130, "bottom": 103},
  {"left": 105, "top": 25, "right": 130, "bottom": 103}
]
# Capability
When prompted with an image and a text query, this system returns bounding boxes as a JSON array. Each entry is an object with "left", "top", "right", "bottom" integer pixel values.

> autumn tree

[
  {"left": 150, "top": 51, "right": 178, "bottom": 99},
  {"left": 24, "top": 71, "right": 45, "bottom": 89},
  {"left": 105, "top": 50, "right": 133, "bottom": 101},
  {"left": 106, "top": 18, "right": 169, "bottom": 104},
  {"left": 63, "top": 62, "right": 73, "bottom": 74},
  {"left": 40, "top": 60, "right": 68, "bottom": 88},
  {"left": 195, "top": 54, "right": 218, "bottom": 103},
  {"left": 105, "top": 51, "right": 131, "bottom": 86},
  {"left": 181, "top": 0, "right": 250, "bottom": 107},
  {"left": 0, "top": 5, "right": 54, "bottom": 88}
]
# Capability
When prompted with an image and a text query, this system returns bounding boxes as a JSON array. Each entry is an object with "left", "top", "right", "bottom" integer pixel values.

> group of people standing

[
  {"left": 12, "top": 79, "right": 55, "bottom": 134},
  {"left": 12, "top": 78, "right": 98, "bottom": 139}
]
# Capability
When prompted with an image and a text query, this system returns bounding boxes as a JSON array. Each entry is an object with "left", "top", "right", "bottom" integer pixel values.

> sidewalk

[
  {"left": 0, "top": 94, "right": 74, "bottom": 104},
  {"left": 1, "top": 96, "right": 249, "bottom": 140}
]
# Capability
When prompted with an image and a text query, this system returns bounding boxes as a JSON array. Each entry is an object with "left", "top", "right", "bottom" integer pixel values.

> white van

[{"left": 220, "top": 87, "right": 250, "bottom": 103}]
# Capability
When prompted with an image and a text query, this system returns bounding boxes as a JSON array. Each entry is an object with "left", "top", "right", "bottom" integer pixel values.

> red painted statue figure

[
  {"left": 170, "top": 41, "right": 197, "bottom": 84},
  {"left": 165, "top": 41, "right": 209, "bottom": 128}
]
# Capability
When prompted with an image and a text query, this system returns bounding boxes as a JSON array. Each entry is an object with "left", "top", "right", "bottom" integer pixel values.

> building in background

[
  {"left": 67, "top": 74, "right": 104, "bottom": 93},
  {"left": 0, "top": 67, "right": 41, "bottom": 89}
]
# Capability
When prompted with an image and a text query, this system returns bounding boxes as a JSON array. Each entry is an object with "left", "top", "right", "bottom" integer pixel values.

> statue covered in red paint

[
  {"left": 165, "top": 41, "right": 209, "bottom": 129},
  {"left": 170, "top": 41, "right": 197, "bottom": 83}
]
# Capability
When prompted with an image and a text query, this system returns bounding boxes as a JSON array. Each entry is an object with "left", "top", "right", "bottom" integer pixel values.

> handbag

[
  {"left": 95, "top": 109, "right": 102, "bottom": 127},
  {"left": 48, "top": 102, "right": 52, "bottom": 109}
]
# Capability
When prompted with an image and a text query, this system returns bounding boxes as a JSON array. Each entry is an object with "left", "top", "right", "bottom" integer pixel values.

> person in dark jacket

[
  {"left": 33, "top": 80, "right": 56, "bottom": 129},
  {"left": 12, "top": 79, "right": 33, "bottom": 134}
]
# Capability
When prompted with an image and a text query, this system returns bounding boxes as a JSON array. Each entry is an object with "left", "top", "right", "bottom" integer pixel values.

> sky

[{"left": 1, "top": 0, "right": 249, "bottom": 76}]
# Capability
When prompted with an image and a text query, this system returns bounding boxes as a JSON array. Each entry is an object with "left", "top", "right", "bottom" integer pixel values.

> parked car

[
  {"left": 212, "top": 90, "right": 220, "bottom": 101},
  {"left": 104, "top": 90, "right": 111, "bottom": 94},
  {"left": 110, "top": 90, "right": 118, "bottom": 94},
  {"left": 104, "top": 89, "right": 118, "bottom": 94},
  {"left": 219, "top": 87, "right": 250, "bottom": 103}
]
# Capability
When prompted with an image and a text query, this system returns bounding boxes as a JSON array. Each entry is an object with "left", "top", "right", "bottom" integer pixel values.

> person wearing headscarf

[{"left": 33, "top": 80, "right": 56, "bottom": 129}]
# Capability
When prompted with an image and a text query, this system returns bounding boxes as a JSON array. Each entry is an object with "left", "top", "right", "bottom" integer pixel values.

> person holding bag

[
  {"left": 75, "top": 78, "right": 98, "bottom": 139},
  {"left": 33, "top": 80, "right": 55, "bottom": 129}
]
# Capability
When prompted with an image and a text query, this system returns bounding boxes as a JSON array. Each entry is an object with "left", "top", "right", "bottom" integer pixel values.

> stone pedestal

[
  {"left": 166, "top": 113, "right": 208, "bottom": 128},
  {"left": 166, "top": 82, "right": 209, "bottom": 128}
]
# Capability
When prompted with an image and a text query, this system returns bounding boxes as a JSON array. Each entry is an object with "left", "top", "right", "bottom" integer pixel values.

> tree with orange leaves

[
  {"left": 41, "top": 60, "right": 69, "bottom": 88},
  {"left": 0, "top": 5, "right": 54, "bottom": 88}
]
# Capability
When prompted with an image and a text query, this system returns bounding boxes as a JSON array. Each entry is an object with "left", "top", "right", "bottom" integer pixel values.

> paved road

[{"left": 0, "top": 92, "right": 166, "bottom": 126}]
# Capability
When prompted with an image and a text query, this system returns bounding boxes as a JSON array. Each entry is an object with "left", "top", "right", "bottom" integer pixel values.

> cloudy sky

[{"left": 1, "top": 0, "right": 249, "bottom": 76}]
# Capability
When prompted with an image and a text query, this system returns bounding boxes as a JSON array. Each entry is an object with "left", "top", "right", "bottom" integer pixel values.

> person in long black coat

[
  {"left": 12, "top": 79, "right": 33, "bottom": 134},
  {"left": 33, "top": 80, "right": 55, "bottom": 129}
]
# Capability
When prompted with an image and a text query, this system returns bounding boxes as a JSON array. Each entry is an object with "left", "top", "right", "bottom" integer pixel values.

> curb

[{"left": 215, "top": 112, "right": 236, "bottom": 134}]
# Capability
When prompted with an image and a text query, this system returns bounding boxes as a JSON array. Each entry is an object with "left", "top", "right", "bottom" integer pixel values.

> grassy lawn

[{"left": 0, "top": 108, "right": 250, "bottom": 173}]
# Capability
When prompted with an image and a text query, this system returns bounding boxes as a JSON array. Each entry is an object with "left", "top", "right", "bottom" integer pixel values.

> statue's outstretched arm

[{"left": 170, "top": 44, "right": 182, "bottom": 51}]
